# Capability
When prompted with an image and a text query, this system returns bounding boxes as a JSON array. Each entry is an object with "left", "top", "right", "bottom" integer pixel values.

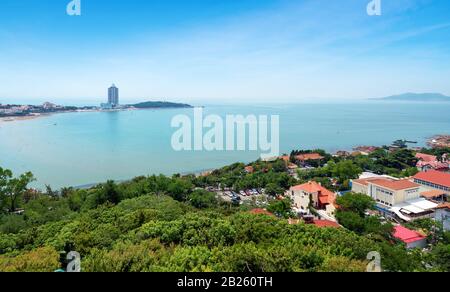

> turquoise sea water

[{"left": 0, "top": 102, "right": 449, "bottom": 189}]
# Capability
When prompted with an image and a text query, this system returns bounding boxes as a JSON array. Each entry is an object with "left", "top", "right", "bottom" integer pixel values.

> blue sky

[{"left": 0, "top": 0, "right": 450, "bottom": 103}]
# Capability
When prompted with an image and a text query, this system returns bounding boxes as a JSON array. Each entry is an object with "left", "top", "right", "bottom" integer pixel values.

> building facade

[
  {"left": 108, "top": 84, "right": 119, "bottom": 107},
  {"left": 288, "top": 181, "right": 337, "bottom": 219},
  {"left": 413, "top": 170, "right": 450, "bottom": 196}
]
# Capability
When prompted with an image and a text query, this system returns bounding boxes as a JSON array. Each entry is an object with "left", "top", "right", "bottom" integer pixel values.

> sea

[{"left": 1, "top": 101, "right": 449, "bottom": 189}]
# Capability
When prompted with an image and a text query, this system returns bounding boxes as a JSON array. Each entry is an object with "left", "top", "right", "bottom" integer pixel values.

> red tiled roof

[
  {"left": 417, "top": 160, "right": 449, "bottom": 170},
  {"left": 313, "top": 220, "right": 340, "bottom": 228},
  {"left": 291, "top": 181, "right": 336, "bottom": 205},
  {"left": 416, "top": 153, "right": 437, "bottom": 163},
  {"left": 280, "top": 155, "right": 290, "bottom": 162},
  {"left": 244, "top": 166, "right": 254, "bottom": 173},
  {"left": 352, "top": 177, "right": 390, "bottom": 186},
  {"left": 370, "top": 179, "right": 419, "bottom": 191},
  {"left": 414, "top": 170, "right": 450, "bottom": 188},
  {"left": 437, "top": 203, "right": 450, "bottom": 210},
  {"left": 295, "top": 153, "right": 324, "bottom": 161},
  {"left": 249, "top": 209, "right": 274, "bottom": 216},
  {"left": 393, "top": 226, "right": 426, "bottom": 244},
  {"left": 420, "top": 190, "right": 446, "bottom": 199}
]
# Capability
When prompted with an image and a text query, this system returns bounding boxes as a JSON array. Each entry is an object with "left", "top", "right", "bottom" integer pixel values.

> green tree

[
  {"left": 331, "top": 160, "right": 362, "bottom": 183},
  {"left": 267, "top": 198, "right": 293, "bottom": 218},
  {"left": 336, "top": 192, "right": 375, "bottom": 217},
  {"left": 0, "top": 169, "right": 35, "bottom": 213},
  {"left": 265, "top": 183, "right": 284, "bottom": 197},
  {"left": 97, "top": 180, "right": 121, "bottom": 205},
  {"left": 188, "top": 190, "right": 217, "bottom": 209}
]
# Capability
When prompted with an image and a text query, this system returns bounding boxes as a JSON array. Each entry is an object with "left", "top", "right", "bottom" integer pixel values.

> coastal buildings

[
  {"left": 352, "top": 177, "right": 421, "bottom": 208},
  {"left": 288, "top": 181, "right": 337, "bottom": 219},
  {"left": 413, "top": 170, "right": 450, "bottom": 195},
  {"left": 415, "top": 153, "right": 449, "bottom": 172},
  {"left": 393, "top": 226, "right": 427, "bottom": 249},
  {"left": 351, "top": 176, "right": 439, "bottom": 222},
  {"left": 435, "top": 203, "right": 450, "bottom": 231}
]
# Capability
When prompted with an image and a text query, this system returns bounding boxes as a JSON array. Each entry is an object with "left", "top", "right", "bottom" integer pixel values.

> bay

[{"left": 0, "top": 101, "right": 449, "bottom": 189}]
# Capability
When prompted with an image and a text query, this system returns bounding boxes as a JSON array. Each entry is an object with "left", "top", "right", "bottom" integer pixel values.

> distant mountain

[
  {"left": 370, "top": 93, "right": 450, "bottom": 102},
  {"left": 130, "top": 101, "right": 193, "bottom": 109}
]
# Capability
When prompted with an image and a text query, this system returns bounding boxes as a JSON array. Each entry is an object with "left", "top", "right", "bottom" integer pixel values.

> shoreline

[{"left": 0, "top": 106, "right": 193, "bottom": 124}]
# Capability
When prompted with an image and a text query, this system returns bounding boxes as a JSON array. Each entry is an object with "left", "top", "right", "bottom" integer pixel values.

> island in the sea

[
  {"left": 0, "top": 100, "right": 193, "bottom": 120},
  {"left": 370, "top": 92, "right": 450, "bottom": 102}
]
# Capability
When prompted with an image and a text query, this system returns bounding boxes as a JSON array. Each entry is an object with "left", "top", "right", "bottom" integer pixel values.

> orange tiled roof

[
  {"left": 291, "top": 181, "right": 335, "bottom": 205},
  {"left": 313, "top": 220, "right": 340, "bottom": 228},
  {"left": 249, "top": 208, "right": 274, "bottom": 216},
  {"left": 280, "top": 155, "right": 290, "bottom": 162},
  {"left": 421, "top": 190, "right": 446, "bottom": 199},
  {"left": 417, "top": 160, "right": 449, "bottom": 170},
  {"left": 369, "top": 179, "right": 419, "bottom": 191},
  {"left": 352, "top": 177, "right": 391, "bottom": 186},
  {"left": 437, "top": 203, "right": 450, "bottom": 210},
  {"left": 245, "top": 166, "right": 254, "bottom": 173},
  {"left": 414, "top": 170, "right": 450, "bottom": 188},
  {"left": 295, "top": 153, "right": 324, "bottom": 161},
  {"left": 416, "top": 153, "right": 438, "bottom": 163}
]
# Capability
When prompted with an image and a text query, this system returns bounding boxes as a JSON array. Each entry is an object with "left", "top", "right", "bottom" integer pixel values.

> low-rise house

[
  {"left": 335, "top": 150, "right": 351, "bottom": 158},
  {"left": 312, "top": 220, "right": 341, "bottom": 228},
  {"left": 368, "top": 179, "right": 421, "bottom": 208},
  {"left": 351, "top": 172, "right": 399, "bottom": 195},
  {"left": 435, "top": 203, "right": 450, "bottom": 231},
  {"left": 393, "top": 226, "right": 427, "bottom": 249},
  {"left": 295, "top": 153, "right": 324, "bottom": 162},
  {"left": 352, "top": 178, "right": 421, "bottom": 208},
  {"left": 413, "top": 170, "right": 450, "bottom": 195},
  {"left": 288, "top": 181, "right": 337, "bottom": 218},
  {"left": 249, "top": 208, "right": 274, "bottom": 217},
  {"left": 390, "top": 198, "right": 438, "bottom": 222},
  {"left": 351, "top": 176, "right": 438, "bottom": 221},
  {"left": 420, "top": 190, "right": 447, "bottom": 203},
  {"left": 353, "top": 146, "right": 379, "bottom": 156},
  {"left": 416, "top": 153, "right": 449, "bottom": 172},
  {"left": 244, "top": 166, "right": 254, "bottom": 174}
]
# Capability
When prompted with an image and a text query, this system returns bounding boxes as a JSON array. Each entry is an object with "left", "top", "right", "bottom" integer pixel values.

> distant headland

[
  {"left": 370, "top": 93, "right": 450, "bottom": 102},
  {"left": 0, "top": 100, "right": 193, "bottom": 121}
]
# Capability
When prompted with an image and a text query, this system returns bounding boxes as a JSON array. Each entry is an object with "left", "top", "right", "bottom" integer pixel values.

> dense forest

[{"left": 0, "top": 147, "right": 449, "bottom": 272}]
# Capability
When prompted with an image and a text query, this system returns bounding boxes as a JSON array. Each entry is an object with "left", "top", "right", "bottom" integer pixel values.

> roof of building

[
  {"left": 391, "top": 198, "right": 439, "bottom": 221},
  {"left": 244, "top": 166, "right": 254, "bottom": 173},
  {"left": 437, "top": 203, "right": 450, "bottom": 210},
  {"left": 249, "top": 209, "right": 274, "bottom": 216},
  {"left": 280, "top": 155, "right": 290, "bottom": 162},
  {"left": 369, "top": 179, "right": 420, "bottom": 191},
  {"left": 417, "top": 160, "right": 449, "bottom": 170},
  {"left": 414, "top": 170, "right": 450, "bottom": 188},
  {"left": 415, "top": 153, "right": 438, "bottom": 162},
  {"left": 290, "top": 181, "right": 336, "bottom": 205},
  {"left": 352, "top": 177, "right": 390, "bottom": 186},
  {"left": 295, "top": 153, "right": 324, "bottom": 161},
  {"left": 313, "top": 220, "right": 340, "bottom": 228},
  {"left": 288, "top": 163, "right": 298, "bottom": 169},
  {"left": 420, "top": 190, "right": 446, "bottom": 199},
  {"left": 393, "top": 226, "right": 426, "bottom": 244}
]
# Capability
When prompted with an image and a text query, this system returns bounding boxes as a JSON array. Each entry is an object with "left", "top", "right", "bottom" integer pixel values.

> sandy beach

[{"left": 0, "top": 114, "right": 45, "bottom": 123}]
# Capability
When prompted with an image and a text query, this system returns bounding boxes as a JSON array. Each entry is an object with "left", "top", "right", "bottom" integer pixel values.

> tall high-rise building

[{"left": 108, "top": 84, "right": 119, "bottom": 107}]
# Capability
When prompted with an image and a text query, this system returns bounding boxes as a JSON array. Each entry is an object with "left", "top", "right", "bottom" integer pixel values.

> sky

[{"left": 0, "top": 0, "right": 450, "bottom": 104}]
